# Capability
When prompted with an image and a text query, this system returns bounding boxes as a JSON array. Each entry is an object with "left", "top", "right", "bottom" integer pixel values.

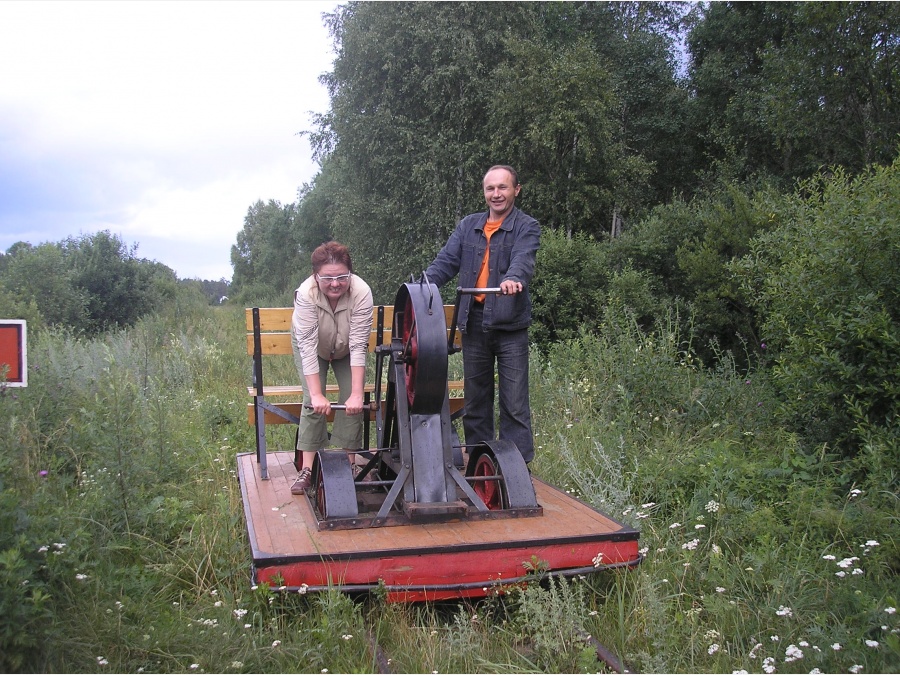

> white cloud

[{"left": 0, "top": 0, "right": 338, "bottom": 280}]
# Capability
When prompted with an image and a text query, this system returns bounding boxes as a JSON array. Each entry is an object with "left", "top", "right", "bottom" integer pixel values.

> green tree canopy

[{"left": 0, "top": 232, "right": 178, "bottom": 335}]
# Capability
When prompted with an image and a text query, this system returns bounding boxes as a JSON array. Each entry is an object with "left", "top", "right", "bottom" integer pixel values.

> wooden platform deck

[{"left": 237, "top": 451, "right": 641, "bottom": 601}]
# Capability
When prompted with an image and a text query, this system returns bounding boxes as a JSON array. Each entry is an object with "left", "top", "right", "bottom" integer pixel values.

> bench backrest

[{"left": 245, "top": 305, "right": 461, "bottom": 356}]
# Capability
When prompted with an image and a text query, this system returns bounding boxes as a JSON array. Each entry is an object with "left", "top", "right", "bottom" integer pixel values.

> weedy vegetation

[{"left": 0, "top": 293, "right": 896, "bottom": 674}]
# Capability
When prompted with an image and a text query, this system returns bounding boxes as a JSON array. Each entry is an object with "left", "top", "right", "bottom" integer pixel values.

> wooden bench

[{"left": 246, "top": 305, "right": 465, "bottom": 478}]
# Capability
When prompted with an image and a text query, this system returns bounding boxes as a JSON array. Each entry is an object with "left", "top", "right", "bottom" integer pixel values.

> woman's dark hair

[{"left": 311, "top": 241, "right": 353, "bottom": 274}]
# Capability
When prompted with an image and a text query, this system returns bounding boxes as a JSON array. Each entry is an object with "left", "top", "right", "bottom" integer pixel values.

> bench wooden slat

[
  {"left": 246, "top": 329, "right": 406, "bottom": 356},
  {"left": 248, "top": 397, "right": 467, "bottom": 425},
  {"left": 246, "top": 306, "right": 401, "bottom": 332},
  {"left": 248, "top": 380, "right": 465, "bottom": 398},
  {"left": 245, "top": 306, "right": 459, "bottom": 351}
]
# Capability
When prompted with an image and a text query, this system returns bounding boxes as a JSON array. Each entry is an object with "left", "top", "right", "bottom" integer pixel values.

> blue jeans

[{"left": 462, "top": 303, "right": 534, "bottom": 463}]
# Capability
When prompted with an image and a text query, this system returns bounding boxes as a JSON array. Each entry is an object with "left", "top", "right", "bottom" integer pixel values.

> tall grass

[{"left": 0, "top": 302, "right": 896, "bottom": 673}]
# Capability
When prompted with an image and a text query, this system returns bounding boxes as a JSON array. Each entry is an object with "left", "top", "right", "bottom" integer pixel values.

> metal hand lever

[
  {"left": 447, "top": 287, "right": 504, "bottom": 351},
  {"left": 457, "top": 287, "right": 503, "bottom": 295},
  {"left": 304, "top": 403, "right": 378, "bottom": 411}
]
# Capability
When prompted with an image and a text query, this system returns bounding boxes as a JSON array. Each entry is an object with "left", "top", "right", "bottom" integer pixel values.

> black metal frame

[{"left": 308, "top": 280, "right": 541, "bottom": 530}]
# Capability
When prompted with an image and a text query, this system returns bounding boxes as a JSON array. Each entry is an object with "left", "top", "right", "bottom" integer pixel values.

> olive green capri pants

[{"left": 292, "top": 350, "right": 363, "bottom": 452}]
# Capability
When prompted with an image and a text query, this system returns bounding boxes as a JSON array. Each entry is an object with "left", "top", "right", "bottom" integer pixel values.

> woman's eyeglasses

[{"left": 317, "top": 273, "right": 351, "bottom": 284}]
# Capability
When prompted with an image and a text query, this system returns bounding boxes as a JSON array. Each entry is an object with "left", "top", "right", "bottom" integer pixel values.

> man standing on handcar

[{"left": 424, "top": 165, "right": 540, "bottom": 465}]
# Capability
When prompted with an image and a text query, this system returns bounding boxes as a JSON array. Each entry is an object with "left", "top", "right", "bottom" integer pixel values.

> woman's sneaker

[{"left": 290, "top": 468, "right": 312, "bottom": 495}]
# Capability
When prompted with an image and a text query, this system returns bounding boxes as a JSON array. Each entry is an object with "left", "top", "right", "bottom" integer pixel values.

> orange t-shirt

[{"left": 474, "top": 219, "right": 504, "bottom": 302}]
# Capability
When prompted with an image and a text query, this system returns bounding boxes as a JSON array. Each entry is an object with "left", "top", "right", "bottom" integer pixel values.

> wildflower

[
  {"left": 669, "top": 522, "right": 682, "bottom": 529},
  {"left": 639, "top": 546, "right": 649, "bottom": 555},
  {"left": 748, "top": 643, "right": 763, "bottom": 659},
  {"left": 835, "top": 571, "right": 846, "bottom": 578},
  {"left": 831, "top": 643, "right": 842, "bottom": 651},
  {"left": 682, "top": 538, "right": 699, "bottom": 550},
  {"left": 799, "top": 641, "right": 809, "bottom": 647},
  {"left": 233, "top": 608, "right": 248, "bottom": 619},
  {"left": 837, "top": 557, "right": 859, "bottom": 568},
  {"left": 849, "top": 488, "right": 862, "bottom": 498},
  {"left": 589, "top": 610, "right": 598, "bottom": 616},
  {"left": 732, "top": 670, "right": 749, "bottom": 675},
  {"left": 864, "top": 639, "right": 879, "bottom": 648},
  {"left": 784, "top": 644, "right": 803, "bottom": 662},
  {"left": 776, "top": 605, "right": 793, "bottom": 617},
  {"left": 40, "top": 470, "right": 48, "bottom": 478},
  {"left": 809, "top": 669, "right": 822, "bottom": 674},
  {"left": 230, "top": 663, "right": 243, "bottom": 669},
  {"left": 298, "top": 583, "right": 309, "bottom": 595},
  {"left": 852, "top": 568, "right": 864, "bottom": 575},
  {"left": 695, "top": 524, "right": 707, "bottom": 530},
  {"left": 822, "top": 554, "right": 836, "bottom": 560},
  {"left": 190, "top": 665, "right": 199, "bottom": 670},
  {"left": 849, "top": 666, "right": 863, "bottom": 673},
  {"left": 244, "top": 624, "right": 251, "bottom": 629},
  {"left": 641, "top": 502, "right": 656, "bottom": 508},
  {"left": 712, "top": 544, "right": 722, "bottom": 555},
  {"left": 592, "top": 552, "right": 604, "bottom": 567},
  {"left": 76, "top": 573, "right": 89, "bottom": 581},
  {"left": 762, "top": 656, "right": 776, "bottom": 673},
  {"left": 272, "top": 640, "right": 281, "bottom": 647},
  {"left": 771, "top": 635, "right": 780, "bottom": 642},
  {"left": 341, "top": 634, "right": 353, "bottom": 640},
  {"left": 885, "top": 607, "right": 897, "bottom": 615},
  {"left": 708, "top": 643, "right": 720, "bottom": 655},
  {"left": 705, "top": 500, "right": 720, "bottom": 513},
  {"left": 715, "top": 587, "right": 726, "bottom": 593},
  {"left": 863, "top": 540, "right": 879, "bottom": 547},
  {"left": 53, "top": 542, "right": 66, "bottom": 550},
  {"left": 38, "top": 545, "right": 48, "bottom": 553},
  {"left": 214, "top": 601, "right": 223, "bottom": 607},
  {"left": 97, "top": 657, "right": 109, "bottom": 666},
  {"left": 321, "top": 670, "right": 329, "bottom": 674}
]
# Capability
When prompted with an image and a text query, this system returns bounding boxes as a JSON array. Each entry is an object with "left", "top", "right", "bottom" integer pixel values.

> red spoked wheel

[
  {"left": 401, "top": 293, "right": 418, "bottom": 409},
  {"left": 395, "top": 283, "right": 447, "bottom": 414},
  {"left": 472, "top": 452, "right": 508, "bottom": 511}
]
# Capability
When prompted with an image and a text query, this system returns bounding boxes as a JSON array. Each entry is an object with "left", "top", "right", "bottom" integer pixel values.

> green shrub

[{"left": 733, "top": 160, "right": 900, "bottom": 460}]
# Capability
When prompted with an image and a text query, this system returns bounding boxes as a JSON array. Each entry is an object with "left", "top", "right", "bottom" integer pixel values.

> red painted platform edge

[{"left": 236, "top": 451, "right": 640, "bottom": 565}]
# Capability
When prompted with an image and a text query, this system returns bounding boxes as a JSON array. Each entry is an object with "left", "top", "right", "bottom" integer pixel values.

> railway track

[{"left": 364, "top": 626, "right": 633, "bottom": 674}]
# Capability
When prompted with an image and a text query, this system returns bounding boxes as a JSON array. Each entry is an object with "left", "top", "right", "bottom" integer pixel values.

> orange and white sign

[{"left": 0, "top": 320, "right": 27, "bottom": 387}]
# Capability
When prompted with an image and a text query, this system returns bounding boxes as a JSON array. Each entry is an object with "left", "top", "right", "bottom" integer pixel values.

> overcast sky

[{"left": 0, "top": 0, "right": 339, "bottom": 281}]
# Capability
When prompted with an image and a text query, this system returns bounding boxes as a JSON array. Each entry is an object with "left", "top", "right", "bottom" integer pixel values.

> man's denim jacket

[{"left": 424, "top": 206, "right": 540, "bottom": 334}]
